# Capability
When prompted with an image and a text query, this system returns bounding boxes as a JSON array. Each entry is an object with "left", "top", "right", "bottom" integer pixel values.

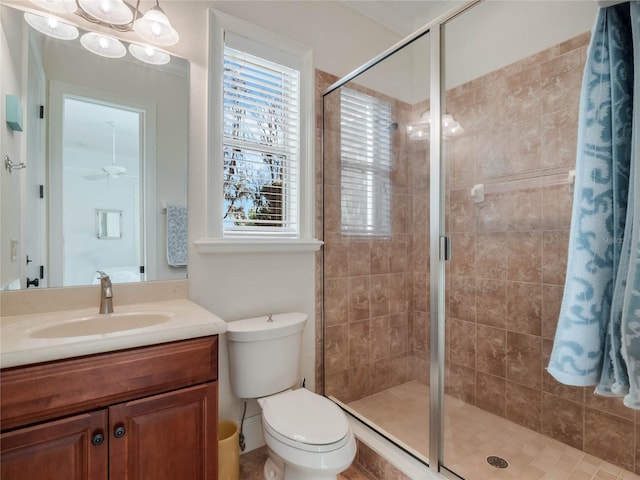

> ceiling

[{"left": 340, "top": 0, "right": 464, "bottom": 36}]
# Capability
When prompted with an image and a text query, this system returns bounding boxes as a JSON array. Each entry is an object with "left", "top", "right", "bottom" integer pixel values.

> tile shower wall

[
  {"left": 444, "top": 32, "right": 640, "bottom": 473},
  {"left": 317, "top": 71, "right": 429, "bottom": 403}
]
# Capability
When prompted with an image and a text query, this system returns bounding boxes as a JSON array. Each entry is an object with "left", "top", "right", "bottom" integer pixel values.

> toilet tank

[{"left": 226, "top": 312, "right": 307, "bottom": 399}]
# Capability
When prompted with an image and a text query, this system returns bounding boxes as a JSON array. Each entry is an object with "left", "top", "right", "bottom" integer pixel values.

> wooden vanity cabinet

[
  {"left": 0, "top": 336, "right": 219, "bottom": 480},
  {"left": 1, "top": 410, "right": 109, "bottom": 480},
  {"left": 110, "top": 382, "right": 217, "bottom": 480}
]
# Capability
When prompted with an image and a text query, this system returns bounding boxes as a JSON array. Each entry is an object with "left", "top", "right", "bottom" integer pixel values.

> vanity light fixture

[
  {"left": 80, "top": 31, "right": 126, "bottom": 58},
  {"left": 28, "top": 0, "right": 179, "bottom": 47},
  {"left": 407, "top": 111, "right": 464, "bottom": 141},
  {"left": 128, "top": 43, "right": 170, "bottom": 65},
  {"left": 24, "top": 11, "right": 79, "bottom": 40},
  {"left": 24, "top": 0, "right": 177, "bottom": 65}
]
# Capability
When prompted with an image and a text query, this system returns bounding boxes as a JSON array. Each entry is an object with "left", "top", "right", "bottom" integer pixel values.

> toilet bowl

[
  {"left": 226, "top": 313, "right": 356, "bottom": 480},
  {"left": 259, "top": 388, "right": 356, "bottom": 480}
]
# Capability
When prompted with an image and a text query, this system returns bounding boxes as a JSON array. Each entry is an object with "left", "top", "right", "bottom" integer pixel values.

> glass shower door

[
  {"left": 322, "top": 31, "right": 432, "bottom": 465},
  {"left": 440, "top": 2, "right": 598, "bottom": 478}
]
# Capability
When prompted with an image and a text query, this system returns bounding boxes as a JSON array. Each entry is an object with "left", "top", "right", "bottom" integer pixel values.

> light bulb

[
  {"left": 99, "top": 0, "right": 112, "bottom": 14},
  {"left": 80, "top": 32, "right": 126, "bottom": 58},
  {"left": 151, "top": 22, "right": 162, "bottom": 37},
  {"left": 128, "top": 43, "right": 170, "bottom": 65},
  {"left": 46, "top": 17, "right": 59, "bottom": 29}
]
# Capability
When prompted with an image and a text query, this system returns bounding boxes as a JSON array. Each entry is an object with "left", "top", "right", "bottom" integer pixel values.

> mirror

[
  {"left": 1, "top": 3, "right": 189, "bottom": 290},
  {"left": 96, "top": 210, "right": 123, "bottom": 240}
]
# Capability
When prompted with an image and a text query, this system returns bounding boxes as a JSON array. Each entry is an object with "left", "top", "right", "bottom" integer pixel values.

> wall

[
  {"left": 444, "top": 1, "right": 597, "bottom": 90},
  {"left": 0, "top": 6, "right": 25, "bottom": 289}
]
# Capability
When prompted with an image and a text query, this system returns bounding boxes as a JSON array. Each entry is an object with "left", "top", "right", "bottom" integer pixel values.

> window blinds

[
  {"left": 222, "top": 46, "right": 300, "bottom": 236},
  {"left": 340, "top": 88, "right": 392, "bottom": 237}
]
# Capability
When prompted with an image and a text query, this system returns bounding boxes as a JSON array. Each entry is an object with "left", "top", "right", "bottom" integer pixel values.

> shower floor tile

[{"left": 347, "top": 381, "right": 640, "bottom": 480}]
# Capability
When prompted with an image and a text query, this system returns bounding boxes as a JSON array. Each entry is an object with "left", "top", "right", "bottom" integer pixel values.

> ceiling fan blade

[
  {"left": 83, "top": 173, "right": 106, "bottom": 181},
  {"left": 102, "top": 164, "right": 127, "bottom": 176}
]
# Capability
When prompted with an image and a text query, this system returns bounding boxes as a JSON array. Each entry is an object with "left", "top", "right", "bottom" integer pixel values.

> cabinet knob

[
  {"left": 113, "top": 426, "right": 126, "bottom": 438},
  {"left": 91, "top": 433, "right": 104, "bottom": 446}
]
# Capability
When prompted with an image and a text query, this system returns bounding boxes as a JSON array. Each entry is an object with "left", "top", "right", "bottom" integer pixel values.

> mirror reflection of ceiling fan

[{"left": 83, "top": 121, "right": 135, "bottom": 181}]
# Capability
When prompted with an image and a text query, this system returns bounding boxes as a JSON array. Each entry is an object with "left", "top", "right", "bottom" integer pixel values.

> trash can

[{"left": 218, "top": 420, "right": 239, "bottom": 480}]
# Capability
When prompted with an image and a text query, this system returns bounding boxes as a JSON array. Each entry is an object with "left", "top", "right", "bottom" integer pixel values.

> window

[
  {"left": 199, "top": 10, "right": 319, "bottom": 253},
  {"left": 222, "top": 47, "right": 300, "bottom": 237},
  {"left": 340, "top": 88, "right": 392, "bottom": 237}
]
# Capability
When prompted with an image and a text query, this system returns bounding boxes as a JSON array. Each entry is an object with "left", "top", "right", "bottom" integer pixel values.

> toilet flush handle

[{"left": 267, "top": 314, "right": 273, "bottom": 322}]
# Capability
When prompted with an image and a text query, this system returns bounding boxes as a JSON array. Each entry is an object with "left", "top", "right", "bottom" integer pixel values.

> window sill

[{"left": 194, "top": 238, "right": 323, "bottom": 254}]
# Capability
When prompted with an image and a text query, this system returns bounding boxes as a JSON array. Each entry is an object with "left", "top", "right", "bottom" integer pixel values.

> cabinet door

[
  {"left": 109, "top": 382, "right": 218, "bottom": 480},
  {"left": 1, "top": 410, "right": 108, "bottom": 480}
]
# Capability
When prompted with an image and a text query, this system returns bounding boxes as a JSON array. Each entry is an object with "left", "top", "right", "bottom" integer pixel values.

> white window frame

[
  {"left": 196, "top": 10, "right": 321, "bottom": 254},
  {"left": 222, "top": 45, "right": 299, "bottom": 237}
]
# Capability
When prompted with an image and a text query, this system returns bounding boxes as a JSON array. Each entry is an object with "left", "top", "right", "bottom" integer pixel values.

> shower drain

[{"left": 486, "top": 456, "right": 509, "bottom": 469}]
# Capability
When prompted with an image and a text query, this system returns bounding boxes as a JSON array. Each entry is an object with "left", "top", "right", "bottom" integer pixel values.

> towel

[
  {"left": 547, "top": 3, "right": 636, "bottom": 399},
  {"left": 166, "top": 204, "right": 187, "bottom": 267},
  {"left": 618, "top": 2, "right": 640, "bottom": 408}
]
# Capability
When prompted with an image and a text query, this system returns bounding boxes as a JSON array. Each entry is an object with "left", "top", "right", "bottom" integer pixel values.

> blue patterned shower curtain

[{"left": 548, "top": 2, "right": 640, "bottom": 408}]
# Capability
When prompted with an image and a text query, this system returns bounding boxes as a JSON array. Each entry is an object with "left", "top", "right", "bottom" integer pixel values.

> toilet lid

[{"left": 261, "top": 389, "right": 349, "bottom": 445}]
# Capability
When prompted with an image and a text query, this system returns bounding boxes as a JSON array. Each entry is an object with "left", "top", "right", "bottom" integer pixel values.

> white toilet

[{"left": 226, "top": 312, "right": 356, "bottom": 480}]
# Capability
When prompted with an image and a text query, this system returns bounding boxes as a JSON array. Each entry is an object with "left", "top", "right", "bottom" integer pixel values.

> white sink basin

[
  {"left": 30, "top": 313, "right": 171, "bottom": 338},
  {"left": 0, "top": 299, "right": 227, "bottom": 368}
]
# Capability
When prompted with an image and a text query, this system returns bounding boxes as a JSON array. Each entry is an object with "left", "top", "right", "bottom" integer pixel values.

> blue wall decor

[{"left": 5, "top": 94, "right": 23, "bottom": 132}]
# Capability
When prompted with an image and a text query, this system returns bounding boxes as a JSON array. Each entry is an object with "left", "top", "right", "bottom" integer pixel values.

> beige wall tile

[
  {"left": 541, "top": 392, "right": 584, "bottom": 450},
  {"left": 476, "top": 323, "right": 507, "bottom": 378},
  {"left": 507, "top": 281, "right": 542, "bottom": 336},
  {"left": 584, "top": 409, "right": 635, "bottom": 472},
  {"left": 507, "top": 332, "right": 542, "bottom": 389},
  {"left": 506, "top": 381, "right": 541, "bottom": 431}
]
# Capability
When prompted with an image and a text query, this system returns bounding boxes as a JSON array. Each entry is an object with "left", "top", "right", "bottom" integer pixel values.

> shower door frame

[{"left": 321, "top": 1, "right": 482, "bottom": 477}]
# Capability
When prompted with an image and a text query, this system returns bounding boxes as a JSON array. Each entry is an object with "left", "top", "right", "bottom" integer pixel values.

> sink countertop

[{"left": 0, "top": 298, "right": 227, "bottom": 369}]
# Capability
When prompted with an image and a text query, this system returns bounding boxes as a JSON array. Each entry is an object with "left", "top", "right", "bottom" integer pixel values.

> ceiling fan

[{"left": 83, "top": 121, "right": 131, "bottom": 181}]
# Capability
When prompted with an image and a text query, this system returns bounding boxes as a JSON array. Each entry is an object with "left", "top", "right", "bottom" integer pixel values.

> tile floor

[{"left": 347, "top": 381, "right": 640, "bottom": 480}]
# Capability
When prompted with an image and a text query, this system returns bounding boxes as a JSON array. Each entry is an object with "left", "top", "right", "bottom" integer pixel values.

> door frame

[{"left": 48, "top": 81, "right": 157, "bottom": 287}]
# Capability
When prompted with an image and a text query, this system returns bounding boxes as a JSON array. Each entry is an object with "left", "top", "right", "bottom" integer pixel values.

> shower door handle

[{"left": 440, "top": 236, "right": 451, "bottom": 262}]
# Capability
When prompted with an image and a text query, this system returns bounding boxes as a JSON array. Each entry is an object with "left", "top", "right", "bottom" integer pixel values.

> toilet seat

[
  {"left": 261, "top": 388, "right": 350, "bottom": 453},
  {"left": 263, "top": 420, "right": 352, "bottom": 454}
]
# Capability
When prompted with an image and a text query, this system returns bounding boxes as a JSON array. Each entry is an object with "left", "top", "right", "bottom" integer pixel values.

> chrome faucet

[{"left": 97, "top": 271, "right": 113, "bottom": 314}]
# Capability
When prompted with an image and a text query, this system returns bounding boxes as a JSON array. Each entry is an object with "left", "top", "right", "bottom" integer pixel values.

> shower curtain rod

[{"left": 469, "top": 170, "right": 575, "bottom": 203}]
